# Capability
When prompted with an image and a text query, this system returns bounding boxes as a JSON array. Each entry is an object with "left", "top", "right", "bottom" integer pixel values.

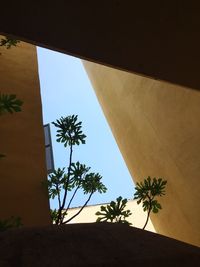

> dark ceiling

[{"left": 1, "top": 1, "right": 200, "bottom": 90}]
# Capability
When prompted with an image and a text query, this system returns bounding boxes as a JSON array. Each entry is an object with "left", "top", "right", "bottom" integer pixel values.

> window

[{"left": 44, "top": 124, "right": 54, "bottom": 174}]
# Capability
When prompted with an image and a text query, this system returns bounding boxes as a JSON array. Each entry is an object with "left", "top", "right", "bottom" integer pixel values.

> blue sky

[{"left": 37, "top": 47, "right": 135, "bottom": 209}]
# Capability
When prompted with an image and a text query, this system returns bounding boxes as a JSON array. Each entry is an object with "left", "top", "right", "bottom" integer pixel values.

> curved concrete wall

[
  {"left": 0, "top": 38, "right": 51, "bottom": 226},
  {"left": 83, "top": 60, "right": 200, "bottom": 246}
]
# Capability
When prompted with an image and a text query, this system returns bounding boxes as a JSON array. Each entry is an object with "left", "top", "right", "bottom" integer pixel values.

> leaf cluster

[
  {"left": 0, "top": 94, "right": 23, "bottom": 160},
  {"left": 50, "top": 209, "right": 67, "bottom": 224},
  {"left": 96, "top": 196, "right": 132, "bottom": 225},
  {"left": 47, "top": 163, "right": 107, "bottom": 200},
  {"left": 134, "top": 176, "right": 167, "bottom": 213},
  {"left": 0, "top": 216, "right": 22, "bottom": 231},
  {"left": 0, "top": 37, "right": 20, "bottom": 49},
  {"left": 0, "top": 94, "right": 23, "bottom": 115},
  {"left": 46, "top": 115, "right": 107, "bottom": 224},
  {"left": 52, "top": 115, "right": 86, "bottom": 147},
  {"left": 81, "top": 172, "right": 107, "bottom": 194},
  {"left": 46, "top": 168, "right": 67, "bottom": 199}
]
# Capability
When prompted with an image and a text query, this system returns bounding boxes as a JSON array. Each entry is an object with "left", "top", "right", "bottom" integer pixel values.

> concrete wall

[
  {"left": 83, "top": 60, "right": 200, "bottom": 247},
  {"left": 67, "top": 200, "right": 155, "bottom": 233},
  {"left": 1, "top": 1, "right": 200, "bottom": 90},
  {"left": 0, "top": 37, "right": 51, "bottom": 226}
]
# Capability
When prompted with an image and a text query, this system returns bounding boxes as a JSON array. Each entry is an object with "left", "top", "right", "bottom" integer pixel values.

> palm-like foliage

[
  {"left": 134, "top": 176, "right": 167, "bottom": 229},
  {"left": 0, "top": 94, "right": 23, "bottom": 115},
  {"left": 96, "top": 196, "right": 132, "bottom": 225},
  {"left": 0, "top": 37, "right": 20, "bottom": 49},
  {"left": 47, "top": 115, "right": 107, "bottom": 224},
  {"left": 0, "top": 93, "right": 23, "bottom": 159},
  {"left": 52, "top": 115, "right": 86, "bottom": 147},
  {"left": 81, "top": 173, "right": 107, "bottom": 194}
]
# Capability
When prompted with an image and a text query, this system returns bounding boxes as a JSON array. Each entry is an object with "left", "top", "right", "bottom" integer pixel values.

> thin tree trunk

[
  {"left": 143, "top": 207, "right": 151, "bottom": 230},
  {"left": 56, "top": 142, "right": 73, "bottom": 224}
]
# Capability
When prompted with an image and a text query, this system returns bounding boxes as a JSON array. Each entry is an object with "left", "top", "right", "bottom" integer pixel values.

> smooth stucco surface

[
  {"left": 0, "top": 38, "right": 51, "bottom": 226},
  {"left": 83, "top": 60, "right": 200, "bottom": 247}
]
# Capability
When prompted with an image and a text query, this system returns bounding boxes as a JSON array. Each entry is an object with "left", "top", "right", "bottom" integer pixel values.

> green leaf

[
  {"left": 152, "top": 207, "right": 159, "bottom": 213},
  {"left": 0, "top": 93, "right": 23, "bottom": 115},
  {"left": 81, "top": 172, "right": 107, "bottom": 194},
  {"left": 52, "top": 115, "right": 86, "bottom": 147},
  {"left": 96, "top": 196, "right": 132, "bottom": 225},
  {"left": 0, "top": 37, "right": 20, "bottom": 49}
]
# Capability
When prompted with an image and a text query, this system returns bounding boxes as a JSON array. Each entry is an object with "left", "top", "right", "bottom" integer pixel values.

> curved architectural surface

[
  {"left": 83, "top": 60, "right": 200, "bottom": 246},
  {"left": 0, "top": 38, "right": 51, "bottom": 226},
  {"left": 1, "top": 224, "right": 200, "bottom": 266},
  {"left": 1, "top": 2, "right": 200, "bottom": 90}
]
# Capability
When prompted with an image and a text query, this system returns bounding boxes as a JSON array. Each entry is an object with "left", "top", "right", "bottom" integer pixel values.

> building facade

[
  {"left": 67, "top": 199, "right": 155, "bottom": 233},
  {"left": 0, "top": 38, "right": 51, "bottom": 226},
  {"left": 83, "top": 60, "right": 200, "bottom": 247}
]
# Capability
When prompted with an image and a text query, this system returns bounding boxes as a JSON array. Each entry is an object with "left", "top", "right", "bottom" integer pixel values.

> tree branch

[
  {"left": 56, "top": 184, "right": 61, "bottom": 209},
  {"left": 65, "top": 185, "right": 80, "bottom": 213},
  {"left": 62, "top": 191, "right": 93, "bottom": 224},
  {"left": 56, "top": 139, "right": 73, "bottom": 224}
]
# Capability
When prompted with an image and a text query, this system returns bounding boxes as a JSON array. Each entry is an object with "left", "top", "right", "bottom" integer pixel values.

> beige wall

[
  {"left": 83, "top": 60, "right": 200, "bottom": 247},
  {"left": 67, "top": 200, "right": 155, "bottom": 233},
  {"left": 0, "top": 37, "right": 51, "bottom": 226}
]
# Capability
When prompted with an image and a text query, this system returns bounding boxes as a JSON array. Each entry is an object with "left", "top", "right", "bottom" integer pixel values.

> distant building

[{"left": 67, "top": 199, "right": 155, "bottom": 233}]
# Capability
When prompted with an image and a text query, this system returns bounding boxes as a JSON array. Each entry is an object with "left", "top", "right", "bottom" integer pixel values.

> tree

[
  {"left": 134, "top": 177, "right": 167, "bottom": 229},
  {"left": 96, "top": 177, "right": 167, "bottom": 230},
  {"left": 46, "top": 115, "right": 107, "bottom": 224},
  {"left": 95, "top": 196, "right": 132, "bottom": 225}
]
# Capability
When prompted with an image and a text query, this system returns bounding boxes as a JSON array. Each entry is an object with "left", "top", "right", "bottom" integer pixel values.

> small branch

[
  {"left": 65, "top": 185, "right": 80, "bottom": 213},
  {"left": 56, "top": 184, "right": 61, "bottom": 209},
  {"left": 62, "top": 191, "right": 93, "bottom": 224},
  {"left": 62, "top": 141, "right": 73, "bottom": 208}
]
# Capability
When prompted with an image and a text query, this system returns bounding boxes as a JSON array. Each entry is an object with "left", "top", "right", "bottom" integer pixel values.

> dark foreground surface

[{"left": 0, "top": 223, "right": 199, "bottom": 266}]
